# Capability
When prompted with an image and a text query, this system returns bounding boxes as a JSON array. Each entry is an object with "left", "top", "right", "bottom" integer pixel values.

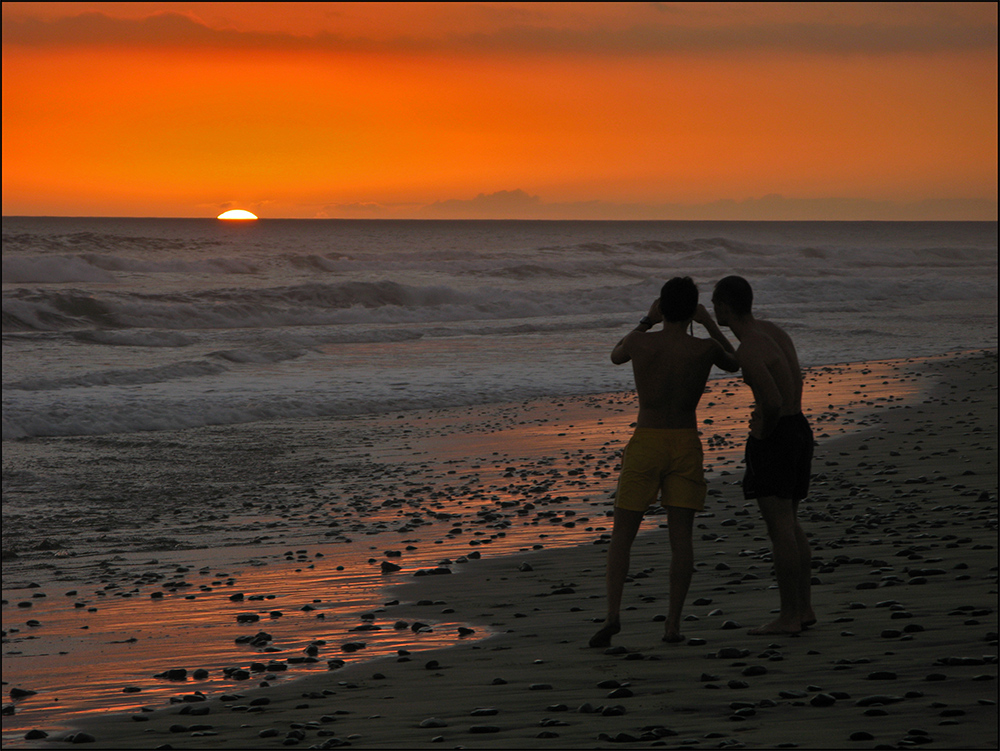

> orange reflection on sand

[{"left": 1, "top": 557, "right": 486, "bottom": 744}]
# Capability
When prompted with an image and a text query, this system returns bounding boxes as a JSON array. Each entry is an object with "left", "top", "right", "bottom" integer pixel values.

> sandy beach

[{"left": 2, "top": 350, "right": 996, "bottom": 749}]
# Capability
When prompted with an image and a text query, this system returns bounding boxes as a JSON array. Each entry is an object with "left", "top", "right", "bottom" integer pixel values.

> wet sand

[{"left": 2, "top": 351, "right": 996, "bottom": 748}]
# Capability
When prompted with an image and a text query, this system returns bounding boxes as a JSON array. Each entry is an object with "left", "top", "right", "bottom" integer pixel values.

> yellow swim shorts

[{"left": 614, "top": 428, "right": 706, "bottom": 512}]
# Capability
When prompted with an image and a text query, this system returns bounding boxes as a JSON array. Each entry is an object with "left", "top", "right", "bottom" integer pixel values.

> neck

[
  {"left": 727, "top": 314, "right": 755, "bottom": 340},
  {"left": 662, "top": 319, "right": 692, "bottom": 334}
]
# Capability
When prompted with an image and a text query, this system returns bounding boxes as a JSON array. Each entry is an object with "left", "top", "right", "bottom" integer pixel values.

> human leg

[
  {"left": 791, "top": 500, "right": 816, "bottom": 627},
  {"left": 750, "top": 495, "right": 807, "bottom": 635},
  {"left": 664, "top": 505, "right": 695, "bottom": 642},
  {"left": 589, "top": 506, "right": 643, "bottom": 647}
]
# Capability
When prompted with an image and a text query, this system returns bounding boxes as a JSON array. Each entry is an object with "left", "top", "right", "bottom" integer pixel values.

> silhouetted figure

[
  {"left": 590, "top": 277, "right": 738, "bottom": 648},
  {"left": 704, "top": 275, "right": 816, "bottom": 635}
]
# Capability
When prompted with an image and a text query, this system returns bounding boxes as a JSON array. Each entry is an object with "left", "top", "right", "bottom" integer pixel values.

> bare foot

[
  {"left": 662, "top": 631, "right": 685, "bottom": 643},
  {"left": 589, "top": 619, "right": 621, "bottom": 648},
  {"left": 747, "top": 618, "right": 802, "bottom": 636},
  {"left": 801, "top": 610, "right": 818, "bottom": 629}
]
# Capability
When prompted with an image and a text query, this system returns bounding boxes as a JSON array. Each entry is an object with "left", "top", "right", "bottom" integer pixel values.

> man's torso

[
  {"left": 628, "top": 332, "right": 717, "bottom": 429},
  {"left": 739, "top": 320, "right": 803, "bottom": 416}
]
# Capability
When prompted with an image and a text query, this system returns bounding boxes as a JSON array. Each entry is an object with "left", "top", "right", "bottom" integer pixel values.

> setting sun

[{"left": 217, "top": 209, "right": 258, "bottom": 220}]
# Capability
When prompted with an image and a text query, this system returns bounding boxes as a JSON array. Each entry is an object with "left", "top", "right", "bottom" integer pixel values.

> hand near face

[
  {"left": 693, "top": 304, "right": 714, "bottom": 326},
  {"left": 646, "top": 299, "right": 664, "bottom": 324}
]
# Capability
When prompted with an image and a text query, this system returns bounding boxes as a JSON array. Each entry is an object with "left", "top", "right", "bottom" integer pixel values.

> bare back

[
  {"left": 738, "top": 319, "right": 803, "bottom": 417},
  {"left": 623, "top": 331, "right": 723, "bottom": 429}
]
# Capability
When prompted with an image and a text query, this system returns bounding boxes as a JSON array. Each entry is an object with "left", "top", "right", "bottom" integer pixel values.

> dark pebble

[
  {"left": 855, "top": 695, "right": 904, "bottom": 706},
  {"left": 779, "top": 690, "right": 809, "bottom": 699}
]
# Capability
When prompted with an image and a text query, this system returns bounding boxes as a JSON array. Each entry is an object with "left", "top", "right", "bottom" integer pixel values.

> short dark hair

[
  {"left": 659, "top": 277, "right": 698, "bottom": 322},
  {"left": 713, "top": 275, "right": 753, "bottom": 316}
]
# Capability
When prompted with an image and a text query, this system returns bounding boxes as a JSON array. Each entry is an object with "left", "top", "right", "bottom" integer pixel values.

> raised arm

[
  {"left": 693, "top": 305, "right": 739, "bottom": 372},
  {"left": 612, "top": 299, "right": 662, "bottom": 364}
]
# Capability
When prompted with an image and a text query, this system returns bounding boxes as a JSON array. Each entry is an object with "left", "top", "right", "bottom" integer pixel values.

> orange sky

[{"left": 2, "top": 2, "right": 997, "bottom": 219}]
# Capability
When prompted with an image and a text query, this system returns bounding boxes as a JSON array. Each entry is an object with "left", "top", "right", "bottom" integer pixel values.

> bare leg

[
  {"left": 749, "top": 496, "right": 810, "bottom": 635},
  {"left": 590, "top": 506, "right": 643, "bottom": 647},
  {"left": 791, "top": 500, "right": 816, "bottom": 627},
  {"left": 663, "top": 506, "right": 695, "bottom": 642}
]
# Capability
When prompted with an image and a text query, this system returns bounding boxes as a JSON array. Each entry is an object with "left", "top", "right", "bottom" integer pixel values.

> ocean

[{"left": 2, "top": 218, "right": 997, "bottom": 441}]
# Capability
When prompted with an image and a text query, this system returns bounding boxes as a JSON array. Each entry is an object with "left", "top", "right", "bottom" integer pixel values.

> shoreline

[{"left": 3, "top": 350, "right": 997, "bottom": 748}]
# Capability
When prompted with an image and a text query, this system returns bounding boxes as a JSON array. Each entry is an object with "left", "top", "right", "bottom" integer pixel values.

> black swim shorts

[{"left": 743, "top": 412, "right": 814, "bottom": 501}]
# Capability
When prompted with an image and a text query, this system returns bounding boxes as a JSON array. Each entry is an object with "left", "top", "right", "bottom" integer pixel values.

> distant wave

[
  {"left": 1, "top": 253, "right": 262, "bottom": 283},
  {"left": 2, "top": 256, "right": 117, "bottom": 284},
  {"left": 3, "top": 359, "right": 228, "bottom": 392},
  {"left": 2, "top": 230, "right": 225, "bottom": 255},
  {"left": 0, "top": 280, "right": 649, "bottom": 333},
  {"left": 71, "top": 330, "right": 196, "bottom": 347},
  {"left": 4, "top": 263, "right": 996, "bottom": 335},
  {"left": 5, "top": 232, "right": 995, "bottom": 289}
]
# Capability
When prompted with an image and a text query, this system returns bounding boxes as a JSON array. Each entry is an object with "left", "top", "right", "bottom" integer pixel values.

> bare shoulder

[
  {"left": 736, "top": 329, "right": 770, "bottom": 357},
  {"left": 756, "top": 319, "right": 793, "bottom": 345}
]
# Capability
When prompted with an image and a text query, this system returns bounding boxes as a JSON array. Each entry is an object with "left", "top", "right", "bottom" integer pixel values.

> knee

[{"left": 671, "top": 557, "right": 694, "bottom": 576}]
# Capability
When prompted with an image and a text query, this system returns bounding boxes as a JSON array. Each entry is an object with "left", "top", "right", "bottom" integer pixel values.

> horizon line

[{"left": 4, "top": 215, "right": 998, "bottom": 223}]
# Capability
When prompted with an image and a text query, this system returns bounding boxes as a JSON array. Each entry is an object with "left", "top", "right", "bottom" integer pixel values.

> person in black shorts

[
  {"left": 744, "top": 412, "right": 814, "bottom": 502},
  {"left": 698, "top": 276, "right": 817, "bottom": 635}
]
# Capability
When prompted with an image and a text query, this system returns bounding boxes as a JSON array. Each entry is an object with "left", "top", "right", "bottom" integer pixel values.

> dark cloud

[
  {"left": 420, "top": 189, "right": 544, "bottom": 218},
  {"left": 3, "top": 9, "right": 996, "bottom": 56}
]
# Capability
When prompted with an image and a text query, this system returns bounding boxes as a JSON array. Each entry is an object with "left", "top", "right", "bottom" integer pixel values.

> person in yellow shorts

[{"left": 590, "top": 277, "right": 739, "bottom": 648}]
